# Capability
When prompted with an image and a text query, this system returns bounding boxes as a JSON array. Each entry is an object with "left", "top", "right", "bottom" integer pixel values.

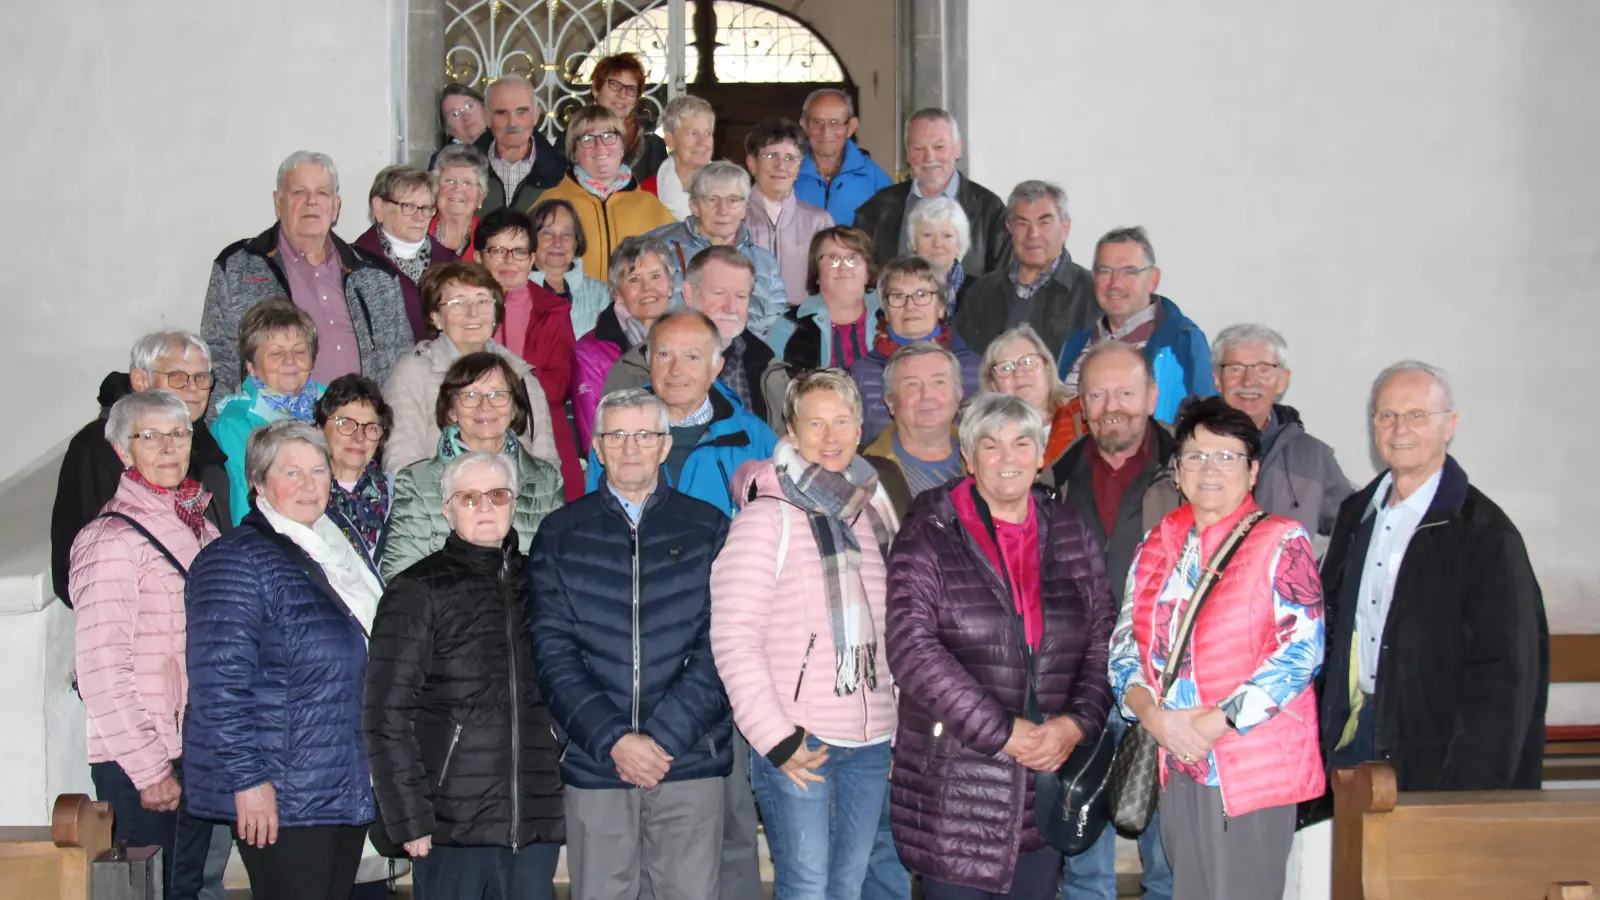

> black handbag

[{"left": 1106, "top": 510, "right": 1265, "bottom": 835}]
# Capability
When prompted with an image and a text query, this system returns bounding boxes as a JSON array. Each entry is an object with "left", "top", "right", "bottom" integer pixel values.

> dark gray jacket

[
  {"left": 1253, "top": 405, "right": 1353, "bottom": 539},
  {"left": 953, "top": 248, "right": 1099, "bottom": 357},
  {"left": 852, "top": 176, "right": 1012, "bottom": 280},
  {"left": 1051, "top": 422, "right": 1181, "bottom": 591},
  {"left": 201, "top": 226, "right": 414, "bottom": 409}
]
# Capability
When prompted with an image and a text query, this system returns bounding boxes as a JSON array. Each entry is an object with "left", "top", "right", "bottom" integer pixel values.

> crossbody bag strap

[
  {"left": 95, "top": 512, "right": 188, "bottom": 579},
  {"left": 1155, "top": 510, "right": 1267, "bottom": 699}
]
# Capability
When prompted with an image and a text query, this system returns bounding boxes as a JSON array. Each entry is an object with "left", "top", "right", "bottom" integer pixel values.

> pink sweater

[
  {"left": 71, "top": 477, "right": 219, "bottom": 788},
  {"left": 710, "top": 452, "right": 900, "bottom": 757}
]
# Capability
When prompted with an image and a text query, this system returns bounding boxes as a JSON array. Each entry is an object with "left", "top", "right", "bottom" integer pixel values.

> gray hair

[
  {"left": 128, "top": 329, "right": 210, "bottom": 374},
  {"left": 663, "top": 94, "right": 715, "bottom": 135},
  {"left": 1077, "top": 339, "right": 1155, "bottom": 386},
  {"left": 486, "top": 74, "right": 536, "bottom": 105},
  {"left": 1095, "top": 225, "right": 1157, "bottom": 267},
  {"left": 434, "top": 143, "right": 490, "bottom": 194},
  {"left": 1369, "top": 360, "right": 1455, "bottom": 417},
  {"left": 1008, "top": 180, "right": 1069, "bottom": 220},
  {"left": 684, "top": 244, "right": 755, "bottom": 290},
  {"left": 104, "top": 390, "right": 192, "bottom": 453},
  {"left": 367, "top": 165, "right": 438, "bottom": 224},
  {"left": 607, "top": 235, "right": 673, "bottom": 296},
  {"left": 1211, "top": 324, "right": 1290, "bottom": 371},
  {"left": 958, "top": 392, "right": 1046, "bottom": 461},
  {"left": 647, "top": 308, "right": 725, "bottom": 365},
  {"left": 596, "top": 388, "right": 671, "bottom": 435},
  {"left": 906, "top": 108, "right": 961, "bottom": 146},
  {"left": 244, "top": 418, "right": 331, "bottom": 492},
  {"left": 689, "top": 160, "right": 752, "bottom": 202},
  {"left": 440, "top": 450, "right": 518, "bottom": 500},
  {"left": 883, "top": 341, "right": 962, "bottom": 411},
  {"left": 276, "top": 150, "right": 339, "bottom": 194},
  {"left": 906, "top": 196, "right": 972, "bottom": 259},
  {"left": 876, "top": 255, "right": 947, "bottom": 310},
  {"left": 977, "top": 324, "right": 1072, "bottom": 409},
  {"left": 802, "top": 87, "right": 855, "bottom": 121}
]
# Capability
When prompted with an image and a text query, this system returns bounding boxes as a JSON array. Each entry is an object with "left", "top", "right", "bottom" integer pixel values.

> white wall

[
  {"left": 967, "top": 0, "right": 1600, "bottom": 633},
  {"left": 0, "top": 0, "right": 400, "bottom": 481}
]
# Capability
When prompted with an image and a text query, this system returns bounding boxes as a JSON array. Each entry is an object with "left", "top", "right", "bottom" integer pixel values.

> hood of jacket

[
  {"left": 795, "top": 289, "right": 884, "bottom": 327},
  {"left": 417, "top": 333, "right": 534, "bottom": 380},
  {"left": 97, "top": 371, "right": 134, "bottom": 413}
]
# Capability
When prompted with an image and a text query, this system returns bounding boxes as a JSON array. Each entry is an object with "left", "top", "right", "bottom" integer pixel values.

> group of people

[{"left": 54, "top": 51, "right": 1549, "bottom": 900}]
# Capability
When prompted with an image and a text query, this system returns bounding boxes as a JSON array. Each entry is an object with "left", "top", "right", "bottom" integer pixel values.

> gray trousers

[
  {"left": 199, "top": 823, "right": 232, "bottom": 900},
  {"left": 565, "top": 778, "right": 725, "bottom": 900},
  {"left": 1157, "top": 772, "right": 1294, "bottom": 900},
  {"left": 719, "top": 731, "right": 763, "bottom": 900}
]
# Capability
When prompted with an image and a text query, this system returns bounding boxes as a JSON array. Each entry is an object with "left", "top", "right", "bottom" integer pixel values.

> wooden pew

[
  {"left": 1333, "top": 762, "right": 1600, "bottom": 899},
  {"left": 0, "top": 795, "right": 113, "bottom": 900}
]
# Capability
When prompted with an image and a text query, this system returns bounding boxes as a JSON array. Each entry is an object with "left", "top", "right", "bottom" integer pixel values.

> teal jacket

[
  {"left": 766, "top": 290, "right": 883, "bottom": 371},
  {"left": 212, "top": 380, "right": 326, "bottom": 525},
  {"left": 1056, "top": 295, "right": 1216, "bottom": 424}
]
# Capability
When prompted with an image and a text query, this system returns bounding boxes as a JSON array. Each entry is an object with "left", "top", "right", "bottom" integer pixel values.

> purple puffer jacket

[
  {"left": 572, "top": 305, "right": 631, "bottom": 447},
  {"left": 886, "top": 482, "right": 1116, "bottom": 894}
]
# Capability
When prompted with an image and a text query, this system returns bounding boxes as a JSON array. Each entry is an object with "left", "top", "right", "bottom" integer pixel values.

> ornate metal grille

[{"left": 585, "top": 1, "right": 845, "bottom": 84}]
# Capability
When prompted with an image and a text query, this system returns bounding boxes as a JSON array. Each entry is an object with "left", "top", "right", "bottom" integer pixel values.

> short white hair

[
  {"left": 958, "top": 392, "right": 1045, "bottom": 461},
  {"left": 1369, "top": 360, "right": 1454, "bottom": 417},
  {"left": 104, "top": 390, "right": 191, "bottom": 453},
  {"left": 128, "top": 329, "right": 210, "bottom": 374},
  {"left": 1211, "top": 323, "right": 1290, "bottom": 371},
  {"left": 276, "top": 150, "right": 339, "bottom": 194},
  {"left": 441, "top": 450, "right": 518, "bottom": 500},
  {"left": 907, "top": 196, "right": 972, "bottom": 259},
  {"left": 596, "top": 388, "right": 671, "bottom": 435},
  {"left": 244, "top": 419, "right": 330, "bottom": 491},
  {"left": 906, "top": 108, "right": 961, "bottom": 146},
  {"left": 689, "top": 160, "right": 751, "bottom": 202}
]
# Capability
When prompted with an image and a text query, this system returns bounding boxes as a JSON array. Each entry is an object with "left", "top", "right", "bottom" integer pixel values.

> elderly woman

[
  {"left": 437, "top": 83, "right": 487, "bottom": 150},
  {"left": 769, "top": 227, "right": 881, "bottom": 372},
  {"left": 887, "top": 392, "right": 1116, "bottom": 900},
  {"left": 909, "top": 196, "right": 977, "bottom": 318},
  {"left": 980, "top": 324, "right": 1085, "bottom": 475},
  {"left": 429, "top": 143, "right": 490, "bottom": 261},
  {"left": 314, "top": 375, "right": 394, "bottom": 578},
  {"left": 213, "top": 298, "right": 326, "bottom": 525},
  {"left": 592, "top": 51, "right": 669, "bottom": 179},
  {"left": 185, "top": 419, "right": 383, "bottom": 900},
  {"left": 1110, "top": 396, "right": 1324, "bottom": 900},
  {"left": 572, "top": 235, "right": 674, "bottom": 447},
  {"left": 354, "top": 165, "right": 460, "bottom": 339},
  {"left": 651, "top": 160, "right": 788, "bottom": 338},
  {"left": 383, "top": 352, "right": 563, "bottom": 581},
  {"left": 70, "top": 390, "right": 221, "bottom": 899},
  {"left": 528, "top": 197, "right": 609, "bottom": 337},
  {"left": 710, "top": 370, "right": 899, "bottom": 900},
  {"left": 644, "top": 94, "right": 716, "bottom": 220},
  {"left": 381, "top": 260, "right": 567, "bottom": 492},
  {"left": 850, "top": 255, "right": 981, "bottom": 448},
  {"left": 364, "top": 451, "right": 565, "bottom": 896},
  {"left": 539, "top": 104, "right": 674, "bottom": 283}
]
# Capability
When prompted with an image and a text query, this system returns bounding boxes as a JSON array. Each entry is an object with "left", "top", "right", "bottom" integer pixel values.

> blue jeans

[
  {"left": 860, "top": 784, "right": 911, "bottom": 900},
  {"left": 1060, "top": 715, "right": 1172, "bottom": 900},
  {"left": 90, "top": 757, "right": 211, "bottom": 900},
  {"left": 412, "top": 842, "right": 562, "bottom": 900},
  {"left": 751, "top": 735, "right": 892, "bottom": 900}
]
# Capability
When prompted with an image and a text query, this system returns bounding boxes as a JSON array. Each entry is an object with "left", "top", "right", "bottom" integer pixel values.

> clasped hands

[
  {"left": 1001, "top": 717, "right": 1085, "bottom": 772},
  {"left": 612, "top": 733, "right": 675, "bottom": 789}
]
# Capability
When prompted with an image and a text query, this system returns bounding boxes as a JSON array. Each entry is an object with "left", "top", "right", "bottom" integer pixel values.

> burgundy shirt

[
  {"left": 277, "top": 227, "right": 360, "bottom": 385},
  {"left": 1087, "top": 425, "right": 1155, "bottom": 538},
  {"left": 831, "top": 310, "right": 870, "bottom": 368}
]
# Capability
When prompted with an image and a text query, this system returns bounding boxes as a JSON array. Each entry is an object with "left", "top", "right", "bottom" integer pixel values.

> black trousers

[
  {"left": 90, "top": 758, "right": 211, "bottom": 900},
  {"left": 234, "top": 823, "right": 367, "bottom": 900},
  {"left": 921, "top": 847, "right": 1064, "bottom": 900}
]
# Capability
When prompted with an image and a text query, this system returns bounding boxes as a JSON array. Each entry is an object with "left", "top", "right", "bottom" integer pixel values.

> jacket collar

[
  {"left": 1158, "top": 495, "right": 1264, "bottom": 559},
  {"left": 1057, "top": 418, "right": 1176, "bottom": 479},
  {"left": 474, "top": 129, "right": 567, "bottom": 184},
  {"left": 247, "top": 224, "right": 369, "bottom": 274},
  {"left": 683, "top": 216, "right": 755, "bottom": 250},
  {"left": 796, "top": 289, "right": 883, "bottom": 327},
  {"left": 594, "top": 479, "right": 672, "bottom": 521},
  {"left": 801, "top": 139, "right": 873, "bottom": 180},
  {"left": 442, "top": 528, "right": 521, "bottom": 570},
  {"left": 1353, "top": 454, "right": 1469, "bottom": 527},
  {"left": 592, "top": 304, "right": 630, "bottom": 351}
]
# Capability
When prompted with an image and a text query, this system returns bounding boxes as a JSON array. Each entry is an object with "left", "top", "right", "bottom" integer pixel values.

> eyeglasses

[
  {"left": 483, "top": 246, "right": 532, "bottom": 262},
  {"left": 1178, "top": 450, "right": 1251, "bottom": 472},
  {"left": 1372, "top": 409, "right": 1452, "bottom": 429},
  {"left": 1220, "top": 362, "right": 1282, "bottom": 380},
  {"left": 440, "top": 176, "right": 480, "bottom": 191},
  {"left": 450, "top": 488, "right": 515, "bottom": 510},
  {"left": 442, "top": 296, "right": 498, "bottom": 316},
  {"left": 822, "top": 253, "right": 860, "bottom": 269},
  {"left": 990, "top": 355, "right": 1043, "bottom": 379},
  {"left": 150, "top": 370, "right": 214, "bottom": 390},
  {"left": 448, "top": 101, "right": 477, "bottom": 118},
  {"left": 884, "top": 289, "right": 939, "bottom": 308},
  {"left": 603, "top": 78, "right": 641, "bottom": 99},
  {"left": 576, "top": 131, "right": 621, "bottom": 149},
  {"left": 758, "top": 151, "right": 802, "bottom": 165},
  {"left": 454, "top": 390, "right": 513, "bottom": 408},
  {"left": 129, "top": 428, "right": 193, "bottom": 447},
  {"left": 330, "top": 417, "right": 385, "bottom": 441},
  {"left": 598, "top": 430, "right": 666, "bottom": 449},
  {"left": 1092, "top": 265, "right": 1154, "bottom": 280},
  {"left": 807, "top": 117, "right": 849, "bottom": 132},
  {"left": 385, "top": 198, "right": 438, "bottom": 217},
  {"left": 701, "top": 194, "right": 748, "bottom": 209}
]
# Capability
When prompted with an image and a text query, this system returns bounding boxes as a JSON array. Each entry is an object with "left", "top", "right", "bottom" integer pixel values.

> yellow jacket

[{"left": 540, "top": 174, "right": 674, "bottom": 282}]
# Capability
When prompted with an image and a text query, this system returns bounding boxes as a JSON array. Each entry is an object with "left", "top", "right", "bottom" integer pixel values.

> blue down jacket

[{"left": 184, "top": 511, "right": 374, "bottom": 827}]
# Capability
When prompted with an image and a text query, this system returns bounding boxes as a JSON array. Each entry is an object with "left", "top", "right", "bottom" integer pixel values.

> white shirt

[
  {"left": 1355, "top": 467, "right": 1444, "bottom": 693},
  {"left": 657, "top": 154, "right": 693, "bottom": 221}
]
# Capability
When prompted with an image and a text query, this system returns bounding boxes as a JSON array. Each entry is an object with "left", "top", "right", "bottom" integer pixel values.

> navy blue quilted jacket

[
  {"left": 530, "top": 486, "right": 733, "bottom": 790},
  {"left": 184, "top": 512, "right": 375, "bottom": 827}
]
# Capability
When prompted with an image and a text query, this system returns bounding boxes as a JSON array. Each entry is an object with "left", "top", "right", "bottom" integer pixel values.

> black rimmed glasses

[
  {"left": 1219, "top": 362, "right": 1281, "bottom": 380},
  {"left": 884, "top": 289, "right": 938, "bottom": 308},
  {"left": 598, "top": 430, "right": 666, "bottom": 449},
  {"left": 385, "top": 197, "right": 437, "bottom": 217},
  {"left": 576, "top": 131, "right": 622, "bottom": 149}
]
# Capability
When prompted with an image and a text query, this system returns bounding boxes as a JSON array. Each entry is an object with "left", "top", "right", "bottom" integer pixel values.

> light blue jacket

[
  {"left": 795, "top": 140, "right": 894, "bottom": 227},
  {"left": 211, "top": 379, "right": 327, "bottom": 525},
  {"left": 765, "top": 290, "right": 883, "bottom": 367},
  {"left": 532, "top": 263, "right": 611, "bottom": 338},
  {"left": 648, "top": 219, "right": 788, "bottom": 340}
]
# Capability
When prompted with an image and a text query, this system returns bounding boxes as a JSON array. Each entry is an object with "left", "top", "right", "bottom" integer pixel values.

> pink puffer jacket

[
  {"left": 710, "top": 444, "right": 900, "bottom": 758},
  {"left": 71, "top": 476, "right": 219, "bottom": 789}
]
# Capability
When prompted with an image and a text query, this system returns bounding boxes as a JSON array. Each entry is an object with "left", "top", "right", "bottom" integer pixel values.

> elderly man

[
  {"left": 605, "top": 246, "right": 789, "bottom": 433},
  {"left": 1211, "top": 323, "right": 1353, "bottom": 537},
  {"left": 860, "top": 341, "right": 964, "bottom": 516},
  {"left": 649, "top": 161, "right": 788, "bottom": 339},
  {"left": 532, "top": 389, "right": 733, "bottom": 900},
  {"left": 1050, "top": 340, "right": 1178, "bottom": 900},
  {"left": 473, "top": 74, "right": 566, "bottom": 213},
  {"left": 744, "top": 118, "right": 834, "bottom": 309},
  {"left": 794, "top": 88, "right": 892, "bottom": 226},
  {"left": 953, "top": 179, "right": 1097, "bottom": 355},
  {"left": 1057, "top": 226, "right": 1214, "bottom": 423},
  {"left": 852, "top": 108, "right": 1010, "bottom": 280},
  {"left": 201, "top": 150, "right": 413, "bottom": 402},
  {"left": 1318, "top": 362, "right": 1547, "bottom": 793}
]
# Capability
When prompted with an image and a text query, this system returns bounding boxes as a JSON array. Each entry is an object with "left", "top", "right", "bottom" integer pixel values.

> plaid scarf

[
  {"left": 328, "top": 460, "right": 390, "bottom": 556},
  {"left": 378, "top": 228, "right": 432, "bottom": 284},
  {"left": 945, "top": 258, "right": 966, "bottom": 318},
  {"left": 575, "top": 163, "right": 634, "bottom": 201},
  {"left": 718, "top": 333, "right": 755, "bottom": 410},
  {"left": 124, "top": 469, "right": 208, "bottom": 539},
  {"left": 773, "top": 441, "right": 894, "bottom": 695}
]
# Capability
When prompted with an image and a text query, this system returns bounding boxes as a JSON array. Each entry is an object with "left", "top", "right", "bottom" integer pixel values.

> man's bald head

[{"left": 1078, "top": 341, "right": 1158, "bottom": 457}]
